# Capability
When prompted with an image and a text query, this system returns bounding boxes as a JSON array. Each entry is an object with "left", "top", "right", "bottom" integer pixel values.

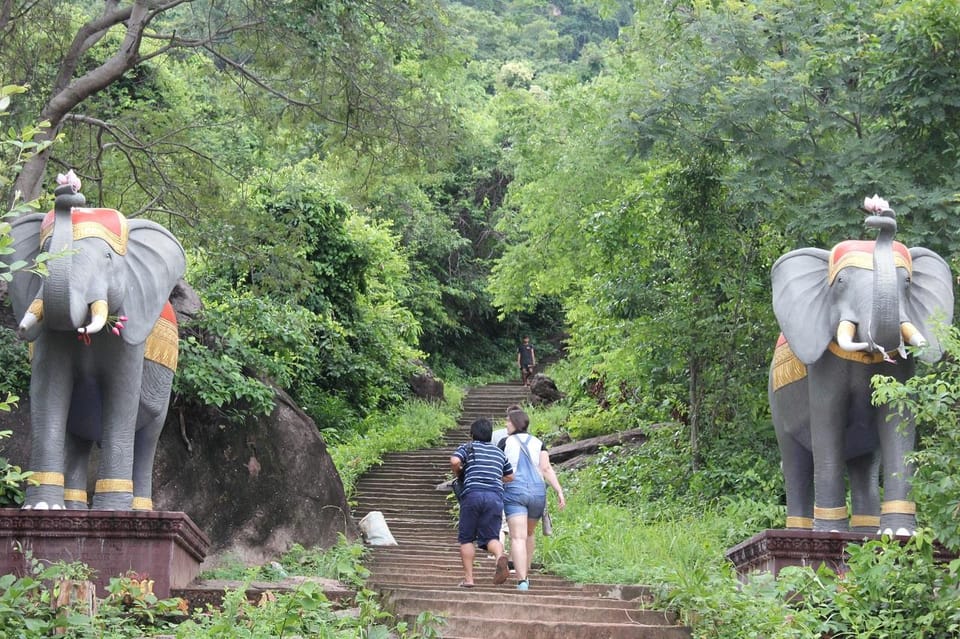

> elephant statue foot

[{"left": 22, "top": 503, "right": 64, "bottom": 510}]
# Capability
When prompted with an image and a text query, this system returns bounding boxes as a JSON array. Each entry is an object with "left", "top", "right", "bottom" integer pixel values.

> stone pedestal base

[
  {"left": 0, "top": 509, "right": 209, "bottom": 598},
  {"left": 726, "top": 529, "right": 957, "bottom": 582},
  {"left": 726, "top": 529, "right": 874, "bottom": 581}
]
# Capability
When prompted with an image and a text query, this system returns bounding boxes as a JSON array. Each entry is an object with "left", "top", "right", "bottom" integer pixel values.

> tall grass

[{"left": 536, "top": 469, "right": 749, "bottom": 586}]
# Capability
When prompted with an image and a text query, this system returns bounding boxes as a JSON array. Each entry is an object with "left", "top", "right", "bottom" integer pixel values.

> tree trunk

[
  {"left": 688, "top": 352, "right": 701, "bottom": 471},
  {"left": 13, "top": 1, "right": 150, "bottom": 204}
]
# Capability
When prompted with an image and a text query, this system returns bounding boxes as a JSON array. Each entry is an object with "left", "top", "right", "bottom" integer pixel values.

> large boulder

[
  {"left": 528, "top": 373, "right": 565, "bottom": 406},
  {"left": 408, "top": 361, "right": 444, "bottom": 403},
  {"left": 153, "top": 387, "right": 357, "bottom": 567}
]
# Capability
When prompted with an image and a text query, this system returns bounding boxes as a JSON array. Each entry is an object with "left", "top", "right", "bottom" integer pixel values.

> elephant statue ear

[
  {"left": 120, "top": 219, "right": 186, "bottom": 345},
  {"left": 4, "top": 213, "right": 46, "bottom": 322},
  {"left": 907, "top": 247, "right": 955, "bottom": 363},
  {"left": 771, "top": 247, "right": 834, "bottom": 365}
]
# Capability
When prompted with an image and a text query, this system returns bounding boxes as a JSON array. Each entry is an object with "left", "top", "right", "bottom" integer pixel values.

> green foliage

[
  {"left": 274, "top": 539, "right": 370, "bottom": 588},
  {"left": 872, "top": 323, "right": 960, "bottom": 552},
  {"left": 0, "top": 84, "right": 54, "bottom": 193},
  {"left": 2, "top": 541, "right": 440, "bottom": 639},
  {"left": 192, "top": 281, "right": 322, "bottom": 390},
  {"left": 0, "top": 549, "right": 184, "bottom": 638},
  {"left": 0, "top": 84, "right": 53, "bottom": 411},
  {"left": 589, "top": 427, "right": 692, "bottom": 507},
  {"left": 173, "top": 336, "right": 276, "bottom": 422},
  {"left": 0, "top": 328, "right": 29, "bottom": 398},
  {"left": 0, "top": 431, "right": 28, "bottom": 507},
  {"left": 0, "top": 570, "right": 56, "bottom": 637},
  {"left": 173, "top": 160, "right": 430, "bottom": 423},
  {"left": 670, "top": 531, "right": 960, "bottom": 639},
  {"left": 806, "top": 532, "right": 960, "bottom": 638}
]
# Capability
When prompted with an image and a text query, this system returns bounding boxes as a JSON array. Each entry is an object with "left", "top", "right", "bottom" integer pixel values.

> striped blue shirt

[{"left": 454, "top": 441, "right": 513, "bottom": 497}]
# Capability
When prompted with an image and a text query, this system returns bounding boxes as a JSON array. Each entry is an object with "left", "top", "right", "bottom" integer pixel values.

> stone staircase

[{"left": 352, "top": 382, "right": 690, "bottom": 639}]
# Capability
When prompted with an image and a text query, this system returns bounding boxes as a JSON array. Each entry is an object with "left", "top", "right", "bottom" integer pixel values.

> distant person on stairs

[
  {"left": 517, "top": 336, "right": 536, "bottom": 386},
  {"left": 501, "top": 409, "right": 566, "bottom": 591},
  {"left": 450, "top": 418, "right": 515, "bottom": 588}
]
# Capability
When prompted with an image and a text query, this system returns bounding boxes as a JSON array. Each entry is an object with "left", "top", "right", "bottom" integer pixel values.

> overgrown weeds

[{"left": 1, "top": 539, "right": 439, "bottom": 638}]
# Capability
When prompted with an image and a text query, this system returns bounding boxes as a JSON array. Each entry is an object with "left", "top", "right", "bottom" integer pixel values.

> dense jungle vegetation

[{"left": 2, "top": 0, "right": 960, "bottom": 636}]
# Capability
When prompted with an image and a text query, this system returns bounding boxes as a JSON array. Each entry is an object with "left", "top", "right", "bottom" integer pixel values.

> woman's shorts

[{"left": 503, "top": 489, "right": 546, "bottom": 520}]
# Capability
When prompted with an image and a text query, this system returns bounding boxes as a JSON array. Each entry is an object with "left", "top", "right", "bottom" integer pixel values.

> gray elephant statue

[
  {"left": 769, "top": 196, "right": 954, "bottom": 536},
  {"left": 2, "top": 171, "right": 185, "bottom": 510}
]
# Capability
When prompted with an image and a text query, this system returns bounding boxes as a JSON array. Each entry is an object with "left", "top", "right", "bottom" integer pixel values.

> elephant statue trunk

[
  {"left": 865, "top": 213, "right": 902, "bottom": 354},
  {"left": 43, "top": 184, "right": 88, "bottom": 332}
]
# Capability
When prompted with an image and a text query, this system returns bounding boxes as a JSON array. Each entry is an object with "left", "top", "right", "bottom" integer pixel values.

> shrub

[{"left": 0, "top": 430, "right": 29, "bottom": 506}]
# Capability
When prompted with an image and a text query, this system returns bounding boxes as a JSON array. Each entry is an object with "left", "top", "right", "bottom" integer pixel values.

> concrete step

[
  {"left": 380, "top": 585, "right": 658, "bottom": 610},
  {"left": 406, "top": 614, "right": 690, "bottom": 639},
  {"left": 382, "top": 589, "right": 677, "bottom": 625}
]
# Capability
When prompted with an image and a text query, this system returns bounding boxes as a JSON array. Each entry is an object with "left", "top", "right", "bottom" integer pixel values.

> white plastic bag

[{"left": 359, "top": 511, "right": 398, "bottom": 546}]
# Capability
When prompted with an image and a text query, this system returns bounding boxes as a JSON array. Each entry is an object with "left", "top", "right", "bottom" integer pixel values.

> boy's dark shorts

[{"left": 457, "top": 490, "right": 504, "bottom": 546}]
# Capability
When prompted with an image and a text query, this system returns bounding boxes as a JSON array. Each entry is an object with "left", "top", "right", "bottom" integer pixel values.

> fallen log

[{"left": 547, "top": 427, "right": 650, "bottom": 464}]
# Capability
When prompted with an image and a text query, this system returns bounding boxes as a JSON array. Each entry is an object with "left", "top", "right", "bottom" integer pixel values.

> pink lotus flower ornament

[
  {"left": 56, "top": 169, "right": 82, "bottom": 193},
  {"left": 106, "top": 314, "right": 128, "bottom": 337},
  {"left": 863, "top": 194, "right": 890, "bottom": 213}
]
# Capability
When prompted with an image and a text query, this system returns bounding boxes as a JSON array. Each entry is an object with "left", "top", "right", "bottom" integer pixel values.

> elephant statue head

[
  {"left": 3, "top": 171, "right": 186, "bottom": 510},
  {"left": 769, "top": 195, "right": 954, "bottom": 535}
]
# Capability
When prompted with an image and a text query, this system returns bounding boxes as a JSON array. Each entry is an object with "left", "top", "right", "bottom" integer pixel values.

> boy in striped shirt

[{"left": 451, "top": 418, "right": 514, "bottom": 587}]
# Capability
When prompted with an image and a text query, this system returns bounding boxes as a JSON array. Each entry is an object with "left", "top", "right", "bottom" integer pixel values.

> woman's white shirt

[{"left": 503, "top": 433, "right": 545, "bottom": 479}]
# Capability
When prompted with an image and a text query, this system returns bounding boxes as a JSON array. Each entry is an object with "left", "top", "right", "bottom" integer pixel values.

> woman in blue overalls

[{"left": 500, "top": 409, "right": 566, "bottom": 591}]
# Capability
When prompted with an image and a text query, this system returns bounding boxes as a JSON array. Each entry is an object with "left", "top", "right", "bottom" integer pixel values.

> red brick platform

[{"left": 0, "top": 509, "right": 209, "bottom": 598}]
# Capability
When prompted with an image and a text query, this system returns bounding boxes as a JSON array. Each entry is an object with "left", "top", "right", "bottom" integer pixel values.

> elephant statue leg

[
  {"left": 90, "top": 341, "right": 146, "bottom": 510},
  {"left": 131, "top": 362, "right": 175, "bottom": 510},
  {"left": 779, "top": 438, "right": 814, "bottom": 529},
  {"left": 847, "top": 452, "right": 880, "bottom": 532},
  {"left": 876, "top": 401, "right": 918, "bottom": 535},
  {"left": 771, "top": 377, "right": 815, "bottom": 528},
  {"left": 24, "top": 334, "right": 75, "bottom": 508},
  {"left": 63, "top": 432, "right": 93, "bottom": 508},
  {"left": 807, "top": 360, "right": 853, "bottom": 531},
  {"left": 61, "top": 378, "right": 103, "bottom": 509}
]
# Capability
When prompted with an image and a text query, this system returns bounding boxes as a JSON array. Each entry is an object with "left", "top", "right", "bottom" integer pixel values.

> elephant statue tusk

[
  {"left": 901, "top": 322, "right": 927, "bottom": 348},
  {"left": 78, "top": 300, "right": 109, "bottom": 335},
  {"left": 836, "top": 320, "right": 869, "bottom": 351},
  {"left": 17, "top": 299, "right": 43, "bottom": 341}
]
